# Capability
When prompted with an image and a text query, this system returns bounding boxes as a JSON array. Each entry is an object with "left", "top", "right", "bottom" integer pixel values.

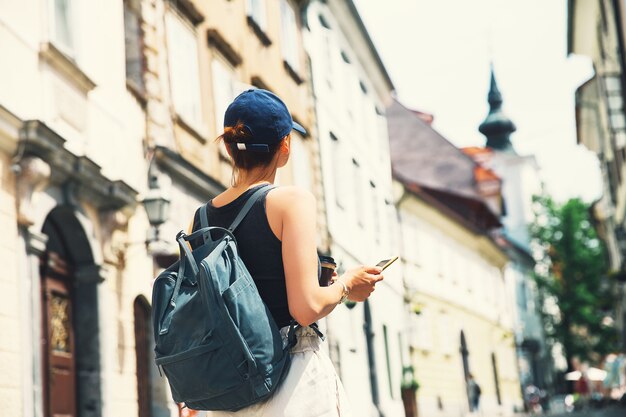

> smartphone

[{"left": 376, "top": 256, "right": 399, "bottom": 271}]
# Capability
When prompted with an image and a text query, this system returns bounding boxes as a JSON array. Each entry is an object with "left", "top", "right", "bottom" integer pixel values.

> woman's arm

[{"left": 277, "top": 187, "right": 382, "bottom": 326}]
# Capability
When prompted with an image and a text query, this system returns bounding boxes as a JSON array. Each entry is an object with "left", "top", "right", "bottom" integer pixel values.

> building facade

[
  {"left": 388, "top": 99, "right": 524, "bottom": 417},
  {"left": 0, "top": 1, "right": 319, "bottom": 417},
  {"left": 0, "top": 1, "right": 150, "bottom": 417},
  {"left": 302, "top": 1, "right": 407, "bottom": 416},
  {"left": 568, "top": 0, "right": 626, "bottom": 350}
]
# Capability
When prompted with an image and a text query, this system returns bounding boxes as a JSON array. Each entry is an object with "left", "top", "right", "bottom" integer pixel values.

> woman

[{"left": 190, "top": 89, "right": 383, "bottom": 416}]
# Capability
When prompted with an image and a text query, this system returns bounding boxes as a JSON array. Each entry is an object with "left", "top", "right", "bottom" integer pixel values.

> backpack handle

[
  {"left": 160, "top": 227, "right": 237, "bottom": 335},
  {"left": 169, "top": 227, "right": 236, "bottom": 309},
  {"left": 183, "top": 226, "right": 237, "bottom": 246}
]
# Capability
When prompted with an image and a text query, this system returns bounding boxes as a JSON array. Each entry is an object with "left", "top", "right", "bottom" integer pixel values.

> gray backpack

[{"left": 151, "top": 185, "right": 296, "bottom": 411}]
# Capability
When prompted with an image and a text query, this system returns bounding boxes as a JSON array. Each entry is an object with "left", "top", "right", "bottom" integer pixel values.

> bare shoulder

[{"left": 267, "top": 186, "right": 316, "bottom": 213}]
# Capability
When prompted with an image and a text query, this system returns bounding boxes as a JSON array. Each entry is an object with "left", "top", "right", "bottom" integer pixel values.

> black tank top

[{"left": 191, "top": 184, "right": 294, "bottom": 328}]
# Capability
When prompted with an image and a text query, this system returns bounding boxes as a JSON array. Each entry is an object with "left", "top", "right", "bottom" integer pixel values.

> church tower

[{"left": 478, "top": 67, "right": 517, "bottom": 152}]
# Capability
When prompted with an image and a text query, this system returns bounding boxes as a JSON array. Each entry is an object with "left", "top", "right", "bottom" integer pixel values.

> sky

[{"left": 354, "top": 0, "right": 602, "bottom": 203}]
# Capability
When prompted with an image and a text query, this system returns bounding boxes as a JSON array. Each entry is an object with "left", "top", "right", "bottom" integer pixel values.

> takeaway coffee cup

[{"left": 318, "top": 255, "right": 337, "bottom": 287}]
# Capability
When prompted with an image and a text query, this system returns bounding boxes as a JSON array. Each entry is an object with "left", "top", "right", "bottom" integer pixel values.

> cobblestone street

[{"left": 547, "top": 406, "right": 626, "bottom": 417}]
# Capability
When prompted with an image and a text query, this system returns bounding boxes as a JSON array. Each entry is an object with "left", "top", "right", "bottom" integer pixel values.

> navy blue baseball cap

[{"left": 224, "top": 89, "right": 306, "bottom": 152}]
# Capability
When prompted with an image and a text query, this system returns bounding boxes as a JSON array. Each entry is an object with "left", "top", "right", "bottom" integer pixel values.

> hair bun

[{"left": 221, "top": 122, "right": 250, "bottom": 144}]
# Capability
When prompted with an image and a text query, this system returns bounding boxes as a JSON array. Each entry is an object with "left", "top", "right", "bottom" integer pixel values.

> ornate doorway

[{"left": 40, "top": 206, "right": 102, "bottom": 417}]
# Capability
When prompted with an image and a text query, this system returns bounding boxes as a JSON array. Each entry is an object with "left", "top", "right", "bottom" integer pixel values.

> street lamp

[{"left": 142, "top": 186, "right": 170, "bottom": 244}]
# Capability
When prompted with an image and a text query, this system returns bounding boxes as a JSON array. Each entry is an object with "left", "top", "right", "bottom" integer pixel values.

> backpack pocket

[
  {"left": 222, "top": 273, "right": 284, "bottom": 375},
  {"left": 155, "top": 336, "right": 245, "bottom": 402}
]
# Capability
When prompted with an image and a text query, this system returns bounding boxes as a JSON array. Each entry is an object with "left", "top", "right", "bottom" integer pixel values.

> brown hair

[{"left": 217, "top": 121, "right": 284, "bottom": 186}]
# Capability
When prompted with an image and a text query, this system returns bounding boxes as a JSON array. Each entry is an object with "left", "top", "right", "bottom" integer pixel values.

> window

[
  {"left": 330, "top": 132, "right": 347, "bottom": 209},
  {"left": 376, "top": 111, "right": 387, "bottom": 162},
  {"left": 341, "top": 50, "right": 351, "bottom": 64},
  {"left": 318, "top": 13, "right": 331, "bottom": 29},
  {"left": 212, "top": 56, "right": 239, "bottom": 157},
  {"left": 280, "top": 0, "right": 300, "bottom": 73},
  {"left": 353, "top": 159, "right": 364, "bottom": 227},
  {"left": 247, "top": 0, "right": 267, "bottom": 30},
  {"left": 51, "top": 0, "right": 75, "bottom": 55},
  {"left": 124, "top": 0, "right": 145, "bottom": 96},
  {"left": 371, "top": 182, "right": 380, "bottom": 243},
  {"left": 165, "top": 11, "right": 203, "bottom": 131},
  {"left": 290, "top": 132, "right": 312, "bottom": 191},
  {"left": 343, "top": 62, "right": 355, "bottom": 120},
  {"left": 604, "top": 74, "right": 626, "bottom": 180}
]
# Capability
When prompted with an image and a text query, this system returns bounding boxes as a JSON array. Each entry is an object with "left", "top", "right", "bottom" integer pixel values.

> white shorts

[{"left": 206, "top": 326, "right": 352, "bottom": 417}]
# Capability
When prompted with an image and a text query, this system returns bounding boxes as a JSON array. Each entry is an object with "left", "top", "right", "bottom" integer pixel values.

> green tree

[{"left": 530, "top": 195, "right": 617, "bottom": 368}]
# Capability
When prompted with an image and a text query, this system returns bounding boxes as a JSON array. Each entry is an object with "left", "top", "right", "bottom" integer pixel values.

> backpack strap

[
  {"left": 228, "top": 184, "right": 274, "bottom": 232},
  {"left": 199, "top": 203, "right": 209, "bottom": 229},
  {"left": 195, "top": 184, "right": 268, "bottom": 234}
]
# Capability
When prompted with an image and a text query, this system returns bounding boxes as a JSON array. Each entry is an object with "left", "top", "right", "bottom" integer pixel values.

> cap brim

[{"left": 292, "top": 121, "right": 307, "bottom": 135}]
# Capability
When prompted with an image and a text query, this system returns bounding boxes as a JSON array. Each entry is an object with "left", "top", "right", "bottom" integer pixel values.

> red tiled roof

[
  {"left": 387, "top": 99, "right": 502, "bottom": 231},
  {"left": 461, "top": 147, "right": 502, "bottom": 187}
]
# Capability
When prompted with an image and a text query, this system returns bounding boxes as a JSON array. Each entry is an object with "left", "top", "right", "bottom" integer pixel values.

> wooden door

[
  {"left": 134, "top": 298, "right": 152, "bottom": 417},
  {"left": 41, "top": 253, "right": 77, "bottom": 417}
]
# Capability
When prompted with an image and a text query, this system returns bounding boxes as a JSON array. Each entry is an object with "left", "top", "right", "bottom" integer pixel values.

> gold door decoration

[{"left": 50, "top": 294, "right": 71, "bottom": 353}]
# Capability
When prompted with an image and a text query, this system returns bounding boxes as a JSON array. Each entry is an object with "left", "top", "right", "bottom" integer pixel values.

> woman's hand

[{"left": 338, "top": 265, "right": 384, "bottom": 302}]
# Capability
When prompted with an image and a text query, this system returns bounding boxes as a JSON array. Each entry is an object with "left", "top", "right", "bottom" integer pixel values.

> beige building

[
  {"left": 0, "top": 1, "right": 318, "bottom": 417},
  {"left": 388, "top": 99, "right": 523, "bottom": 417},
  {"left": 142, "top": 0, "right": 323, "bottom": 252}
]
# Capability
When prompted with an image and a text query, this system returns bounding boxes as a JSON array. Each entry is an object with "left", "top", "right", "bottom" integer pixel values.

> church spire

[{"left": 479, "top": 66, "right": 516, "bottom": 153}]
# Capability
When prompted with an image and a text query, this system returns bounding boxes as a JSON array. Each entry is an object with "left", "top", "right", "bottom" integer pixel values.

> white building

[
  {"left": 302, "top": 1, "right": 406, "bottom": 416},
  {"left": 0, "top": 1, "right": 157, "bottom": 417},
  {"left": 387, "top": 98, "right": 523, "bottom": 417}
]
